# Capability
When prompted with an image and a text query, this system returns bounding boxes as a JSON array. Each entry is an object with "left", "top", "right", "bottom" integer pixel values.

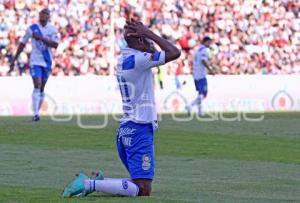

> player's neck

[{"left": 39, "top": 21, "right": 48, "bottom": 27}]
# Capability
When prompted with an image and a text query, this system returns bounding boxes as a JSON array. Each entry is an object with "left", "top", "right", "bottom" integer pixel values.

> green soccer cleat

[
  {"left": 62, "top": 171, "right": 104, "bottom": 198},
  {"left": 91, "top": 170, "right": 104, "bottom": 181},
  {"left": 79, "top": 170, "right": 105, "bottom": 197},
  {"left": 62, "top": 173, "right": 88, "bottom": 198}
]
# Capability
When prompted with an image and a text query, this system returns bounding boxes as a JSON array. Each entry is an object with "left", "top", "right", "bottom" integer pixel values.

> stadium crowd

[{"left": 0, "top": 0, "right": 299, "bottom": 76}]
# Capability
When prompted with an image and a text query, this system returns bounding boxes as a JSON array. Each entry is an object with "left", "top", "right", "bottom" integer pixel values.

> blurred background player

[
  {"left": 157, "top": 66, "right": 164, "bottom": 90},
  {"left": 62, "top": 19, "right": 180, "bottom": 197},
  {"left": 186, "top": 36, "right": 213, "bottom": 116},
  {"left": 8, "top": 8, "right": 59, "bottom": 121}
]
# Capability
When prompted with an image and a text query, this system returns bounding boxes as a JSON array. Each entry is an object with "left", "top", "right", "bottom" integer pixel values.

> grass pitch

[{"left": 0, "top": 113, "right": 300, "bottom": 203}]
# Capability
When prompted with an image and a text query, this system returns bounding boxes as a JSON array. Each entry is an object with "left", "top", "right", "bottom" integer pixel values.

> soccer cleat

[
  {"left": 79, "top": 170, "right": 105, "bottom": 197},
  {"left": 62, "top": 171, "right": 104, "bottom": 198},
  {"left": 62, "top": 173, "right": 88, "bottom": 198},
  {"left": 91, "top": 170, "right": 104, "bottom": 181},
  {"left": 32, "top": 115, "right": 40, "bottom": 122}
]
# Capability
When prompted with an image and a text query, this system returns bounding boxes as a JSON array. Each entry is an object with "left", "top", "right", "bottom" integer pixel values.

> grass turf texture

[{"left": 0, "top": 113, "right": 299, "bottom": 203}]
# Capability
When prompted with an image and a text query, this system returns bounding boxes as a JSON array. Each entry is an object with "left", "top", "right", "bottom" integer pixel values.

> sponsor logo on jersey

[
  {"left": 142, "top": 154, "right": 151, "bottom": 171},
  {"left": 122, "top": 136, "right": 132, "bottom": 147},
  {"left": 117, "top": 127, "right": 136, "bottom": 145},
  {"left": 122, "top": 180, "right": 128, "bottom": 190},
  {"left": 118, "top": 127, "right": 136, "bottom": 137}
]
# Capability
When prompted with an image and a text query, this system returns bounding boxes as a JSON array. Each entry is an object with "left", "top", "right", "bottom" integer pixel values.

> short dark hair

[
  {"left": 202, "top": 36, "right": 212, "bottom": 43},
  {"left": 40, "top": 8, "right": 50, "bottom": 15}
]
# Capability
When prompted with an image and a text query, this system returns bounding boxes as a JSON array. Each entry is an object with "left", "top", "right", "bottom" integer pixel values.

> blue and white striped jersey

[{"left": 21, "top": 23, "right": 59, "bottom": 69}]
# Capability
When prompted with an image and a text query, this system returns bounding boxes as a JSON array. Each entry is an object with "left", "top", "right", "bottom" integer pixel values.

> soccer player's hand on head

[{"left": 125, "top": 19, "right": 151, "bottom": 38}]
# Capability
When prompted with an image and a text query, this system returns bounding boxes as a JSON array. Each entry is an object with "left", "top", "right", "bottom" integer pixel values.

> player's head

[
  {"left": 123, "top": 25, "right": 154, "bottom": 53},
  {"left": 202, "top": 36, "right": 212, "bottom": 47},
  {"left": 39, "top": 8, "right": 50, "bottom": 26}
]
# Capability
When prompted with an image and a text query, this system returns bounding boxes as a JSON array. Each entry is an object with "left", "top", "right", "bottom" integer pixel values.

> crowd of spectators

[{"left": 0, "top": 0, "right": 299, "bottom": 76}]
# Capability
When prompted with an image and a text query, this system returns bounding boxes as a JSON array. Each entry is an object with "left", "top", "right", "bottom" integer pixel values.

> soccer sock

[
  {"left": 39, "top": 92, "right": 45, "bottom": 110},
  {"left": 198, "top": 95, "right": 203, "bottom": 115},
  {"left": 32, "top": 88, "right": 41, "bottom": 116},
  {"left": 191, "top": 95, "right": 201, "bottom": 107},
  {"left": 84, "top": 178, "right": 139, "bottom": 197},
  {"left": 190, "top": 98, "right": 198, "bottom": 107},
  {"left": 198, "top": 101, "right": 202, "bottom": 115}
]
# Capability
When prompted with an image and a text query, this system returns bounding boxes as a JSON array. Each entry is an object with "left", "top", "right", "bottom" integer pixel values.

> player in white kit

[
  {"left": 62, "top": 20, "right": 180, "bottom": 198},
  {"left": 8, "top": 8, "right": 59, "bottom": 121},
  {"left": 186, "top": 36, "right": 213, "bottom": 116}
]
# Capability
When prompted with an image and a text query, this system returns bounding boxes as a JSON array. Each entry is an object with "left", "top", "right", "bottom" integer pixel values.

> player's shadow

[{"left": 87, "top": 193, "right": 152, "bottom": 201}]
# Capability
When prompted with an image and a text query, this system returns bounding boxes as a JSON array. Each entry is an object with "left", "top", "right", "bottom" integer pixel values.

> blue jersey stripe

[
  {"left": 122, "top": 55, "right": 135, "bottom": 70},
  {"left": 151, "top": 51, "right": 161, "bottom": 61},
  {"left": 121, "top": 76, "right": 130, "bottom": 102},
  {"left": 117, "top": 75, "right": 130, "bottom": 103}
]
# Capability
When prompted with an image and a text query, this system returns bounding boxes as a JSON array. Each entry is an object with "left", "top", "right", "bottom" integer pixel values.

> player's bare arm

[
  {"left": 8, "top": 43, "right": 26, "bottom": 74},
  {"left": 125, "top": 20, "right": 181, "bottom": 62},
  {"left": 32, "top": 32, "right": 58, "bottom": 49},
  {"left": 202, "top": 59, "right": 215, "bottom": 75}
]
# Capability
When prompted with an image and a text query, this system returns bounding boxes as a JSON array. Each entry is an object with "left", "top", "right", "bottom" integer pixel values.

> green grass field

[{"left": 0, "top": 113, "right": 300, "bottom": 203}]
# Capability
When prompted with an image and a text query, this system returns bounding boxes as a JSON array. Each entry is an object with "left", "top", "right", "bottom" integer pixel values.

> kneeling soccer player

[{"left": 62, "top": 19, "right": 180, "bottom": 197}]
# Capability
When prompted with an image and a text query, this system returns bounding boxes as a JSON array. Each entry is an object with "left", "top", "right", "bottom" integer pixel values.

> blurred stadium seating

[{"left": 0, "top": 0, "right": 299, "bottom": 76}]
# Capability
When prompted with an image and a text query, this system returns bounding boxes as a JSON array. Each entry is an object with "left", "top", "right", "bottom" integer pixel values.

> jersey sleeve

[
  {"left": 135, "top": 51, "right": 166, "bottom": 70},
  {"left": 20, "top": 27, "right": 32, "bottom": 44}
]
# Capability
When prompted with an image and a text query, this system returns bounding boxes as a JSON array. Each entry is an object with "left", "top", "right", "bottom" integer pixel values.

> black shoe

[{"left": 32, "top": 115, "right": 40, "bottom": 122}]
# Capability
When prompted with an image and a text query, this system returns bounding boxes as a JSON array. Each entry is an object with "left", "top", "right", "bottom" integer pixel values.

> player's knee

[
  {"left": 138, "top": 183, "right": 151, "bottom": 196},
  {"left": 34, "top": 84, "right": 42, "bottom": 89},
  {"left": 33, "top": 80, "right": 42, "bottom": 89},
  {"left": 138, "top": 185, "right": 151, "bottom": 196},
  {"left": 139, "top": 191, "right": 151, "bottom": 196},
  {"left": 134, "top": 180, "right": 152, "bottom": 196}
]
